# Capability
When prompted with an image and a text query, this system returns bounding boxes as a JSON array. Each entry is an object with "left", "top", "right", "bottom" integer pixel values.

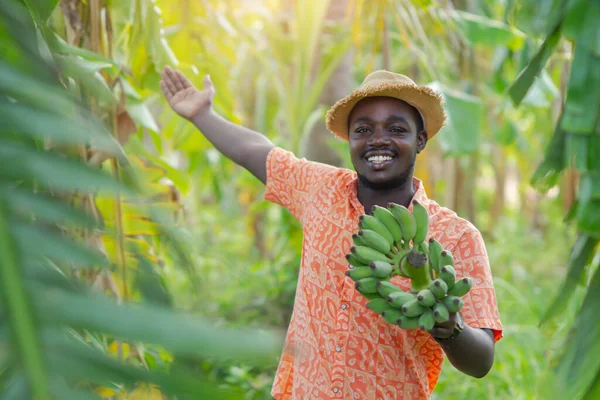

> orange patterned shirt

[{"left": 264, "top": 147, "right": 503, "bottom": 400}]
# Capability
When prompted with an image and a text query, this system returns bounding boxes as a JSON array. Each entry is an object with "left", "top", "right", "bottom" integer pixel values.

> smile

[{"left": 364, "top": 151, "right": 396, "bottom": 170}]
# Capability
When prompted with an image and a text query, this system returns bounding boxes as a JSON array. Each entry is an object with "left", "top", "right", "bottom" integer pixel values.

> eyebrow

[{"left": 351, "top": 115, "right": 411, "bottom": 126}]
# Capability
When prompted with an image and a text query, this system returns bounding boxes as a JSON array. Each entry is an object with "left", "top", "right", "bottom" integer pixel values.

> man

[{"left": 160, "top": 67, "right": 503, "bottom": 399}]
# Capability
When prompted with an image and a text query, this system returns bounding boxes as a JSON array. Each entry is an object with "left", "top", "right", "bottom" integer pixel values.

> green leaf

[
  {"left": 44, "top": 332, "right": 242, "bottom": 399},
  {"left": 23, "top": 0, "right": 59, "bottom": 22},
  {"left": 13, "top": 222, "right": 108, "bottom": 267},
  {"left": 560, "top": 48, "right": 600, "bottom": 134},
  {"left": 2, "top": 186, "right": 97, "bottom": 229},
  {"left": 0, "top": 63, "right": 77, "bottom": 115},
  {"left": 540, "top": 234, "right": 599, "bottom": 325},
  {"left": 49, "top": 32, "right": 116, "bottom": 66},
  {"left": 562, "top": 0, "right": 594, "bottom": 43},
  {"left": 427, "top": 82, "right": 483, "bottom": 156},
  {"left": 55, "top": 55, "right": 116, "bottom": 105},
  {"left": 566, "top": 134, "right": 590, "bottom": 171},
  {"left": 0, "top": 197, "right": 50, "bottom": 400},
  {"left": 508, "top": 25, "right": 562, "bottom": 106},
  {"left": 35, "top": 288, "right": 283, "bottom": 366},
  {"left": 453, "top": 10, "right": 526, "bottom": 51},
  {"left": 554, "top": 255, "right": 600, "bottom": 399},
  {"left": 135, "top": 255, "right": 173, "bottom": 307},
  {"left": 0, "top": 141, "right": 130, "bottom": 195},
  {"left": 531, "top": 114, "right": 567, "bottom": 191},
  {"left": 0, "top": 101, "right": 119, "bottom": 153},
  {"left": 126, "top": 101, "right": 159, "bottom": 132},
  {"left": 577, "top": 172, "right": 600, "bottom": 234}
]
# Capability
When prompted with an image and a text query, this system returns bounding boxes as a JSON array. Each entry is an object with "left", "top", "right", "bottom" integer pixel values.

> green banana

[
  {"left": 382, "top": 309, "right": 403, "bottom": 325},
  {"left": 366, "top": 298, "right": 393, "bottom": 315},
  {"left": 345, "top": 266, "right": 373, "bottom": 281},
  {"left": 428, "top": 238, "right": 444, "bottom": 275},
  {"left": 351, "top": 246, "right": 389, "bottom": 264},
  {"left": 370, "top": 261, "right": 393, "bottom": 278},
  {"left": 433, "top": 302, "right": 450, "bottom": 324},
  {"left": 416, "top": 289, "right": 436, "bottom": 307},
  {"left": 359, "top": 214, "right": 394, "bottom": 247},
  {"left": 355, "top": 277, "right": 380, "bottom": 293},
  {"left": 418, "top": 308, "right": 435, "bottom": 331},
  {"left": 417, "top": 241, "right": 433, "bottom": 280},
  {"left": 439, "top": 250, "right": 455, "bottom": 268},
  {"left": 372, "top": 205, "right": 403, "bottom": 246},
  {"left": 401, "top": 299, "right": 427, "bottom": 318},
  {"left": 377, "top": 281, "right": 403, "bottom": 297},
  {"left": 398, "top": 315, "right": 420, "bottom": 329},
  {"left": 412, "top": 200, "right": 429, "bottom": 245},
  {"left": 449, "top": 277, "right": 473, "bottom": 297},
  {"left": 346, "top": 253, "right": 368, "bottom": 268},
  {"left": 388, "top": 203, "right": 416, "bottom": 243},
  {"left": 440, "top": 265, "right": 456, "bottom": 289},
  {"left": 359, "top": 229, "right": 392, "bottom": 255},
  {"left": 442, "top": 295, "right": 464, "bottom": 313},
  {"left": 404, "top": 250, "right": 431, "bottom": 292},
  {"left": 429, "top": 279, "right": 448, "bottom": 299},
  {"left": 386, "top": 291, "right": 415, "bottom": 308},
  {"left": 352, "top": 233, "right": 366, "bottom": 248},
  {"left": 360, "top": 291, "right": 382, "bottom": 300}
]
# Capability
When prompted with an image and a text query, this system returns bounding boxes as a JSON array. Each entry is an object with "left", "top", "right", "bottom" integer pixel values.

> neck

[{"left": 357, "top": 175, "right": 416, "bottom": 215}]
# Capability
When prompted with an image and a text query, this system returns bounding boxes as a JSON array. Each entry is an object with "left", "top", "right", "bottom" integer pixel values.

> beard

[{"left": 357, "top": 158, "right": 416, "bottom": 191}]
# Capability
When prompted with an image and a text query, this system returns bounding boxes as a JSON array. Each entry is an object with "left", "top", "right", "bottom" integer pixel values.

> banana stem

[{"left": 405, "top": 250, "right": 432, "bottom": 293}]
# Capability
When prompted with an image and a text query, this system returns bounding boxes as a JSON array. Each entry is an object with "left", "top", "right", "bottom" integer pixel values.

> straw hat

[{"left": 325, "top": 70, "right": 446, "bottom": 141}]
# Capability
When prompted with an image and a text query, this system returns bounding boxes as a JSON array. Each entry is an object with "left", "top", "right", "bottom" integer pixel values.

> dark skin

[
  {"left": 348, "top": 97, "right": 495, "bottom": 378},
  {"left": 160, "top": 69, "right": 495, "bottom": 379}
]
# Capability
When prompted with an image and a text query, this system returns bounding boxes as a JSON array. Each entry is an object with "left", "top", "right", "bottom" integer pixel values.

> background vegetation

[{"left": 1, "top": 0, "right": 598, "bottom": 399}]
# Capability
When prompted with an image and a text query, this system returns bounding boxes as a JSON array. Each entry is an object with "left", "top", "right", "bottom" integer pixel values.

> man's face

[{"left": 348, "top": 97, "right": 426, "bottom": 190}]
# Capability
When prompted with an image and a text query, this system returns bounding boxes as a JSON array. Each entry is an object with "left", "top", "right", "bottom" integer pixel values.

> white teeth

[{"left": 367, "top": 156, "right": 393, "bottom": 163}]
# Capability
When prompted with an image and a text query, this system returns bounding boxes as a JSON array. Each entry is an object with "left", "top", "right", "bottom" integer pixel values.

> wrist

[
  {"left": 433, "top": 313, "right": 466, "bottom": 346},
  {"left": 190, "top": 107, "right": 214, "bottom": 125}
]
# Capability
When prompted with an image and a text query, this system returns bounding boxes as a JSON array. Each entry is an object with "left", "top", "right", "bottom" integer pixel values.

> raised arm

[{"left": 160, "top": 66, "right": 274, "bottom": 184}]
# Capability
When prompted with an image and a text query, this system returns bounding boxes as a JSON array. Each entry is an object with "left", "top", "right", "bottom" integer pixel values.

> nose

[{"left": 367, "top": 126, "right": 391, "bottom": 146}]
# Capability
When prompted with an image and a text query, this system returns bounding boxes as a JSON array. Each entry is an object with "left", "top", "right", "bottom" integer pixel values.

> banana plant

[
  {"left": 0, "top": 1, "right": 283, "bottom": 398},
  {"left": 505, "top": 0, "right": 600, "bottom": 398}
]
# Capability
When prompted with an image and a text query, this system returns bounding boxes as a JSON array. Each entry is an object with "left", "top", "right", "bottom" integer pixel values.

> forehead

[{"left": 348, "top": 96, "right": 420, "bottom": 125}]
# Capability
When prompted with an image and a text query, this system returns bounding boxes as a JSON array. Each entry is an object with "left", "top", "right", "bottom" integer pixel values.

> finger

[
  {"left": 176, "top": 70, "right": 193, "bottom": 89},
  {"left": 429, "top": 327, "right": 454, "bottom": 339},
  {"left": 166, "top": 67, "right": 184, "bottom": 92},
  {"left": 203, "top": 74, "right": 213, "bottom": 91},
  {"left": 163, "top": 71, "right": 178, "bottom": 94},
  {"left": 159, "top": 80, "right": 172, "bottom": 99}
]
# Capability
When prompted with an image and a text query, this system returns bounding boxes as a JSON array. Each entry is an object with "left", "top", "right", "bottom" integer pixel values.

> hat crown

[{"left": 361, "top": 70, "right": 417, "bottom": 89}]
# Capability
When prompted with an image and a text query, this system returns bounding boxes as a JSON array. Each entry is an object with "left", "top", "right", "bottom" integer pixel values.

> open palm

[{"left": 160, "top": 66, "right": 214, "bottom": 120}]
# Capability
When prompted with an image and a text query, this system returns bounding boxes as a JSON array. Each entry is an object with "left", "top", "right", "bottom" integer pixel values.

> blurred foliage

[{"left": 1, "top": 0, "right": 598, "bottom": 398}]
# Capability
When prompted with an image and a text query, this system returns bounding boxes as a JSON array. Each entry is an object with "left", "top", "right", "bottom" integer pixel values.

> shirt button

[
  {"left": 341, "top": 303, "right": 347, "bottom": 310},
  {"left": 333, "top": 388, "right": 339, "bottom": 393},
  {"left": 336, "top": 346, "right": 342, "bottom": 352}
]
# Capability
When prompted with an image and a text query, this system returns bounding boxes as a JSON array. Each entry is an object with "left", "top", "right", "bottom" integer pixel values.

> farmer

[{"left": 160, "top": 67, "right": 503, "bottom": 399}]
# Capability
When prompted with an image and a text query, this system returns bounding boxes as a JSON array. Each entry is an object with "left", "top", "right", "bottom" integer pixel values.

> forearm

[
  {"left": 436, "top": 326, "right": 495, "bottom": 378},
  {"left": 190, "top": 109, "right": 274, "bottom": 183}
]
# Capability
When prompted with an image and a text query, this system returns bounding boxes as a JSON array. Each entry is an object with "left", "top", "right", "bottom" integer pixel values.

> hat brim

[{"left": 325, "top": 82, "right": 446, "bottom": 141}]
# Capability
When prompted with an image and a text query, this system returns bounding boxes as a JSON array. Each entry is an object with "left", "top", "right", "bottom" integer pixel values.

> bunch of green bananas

[{"left": 345, "top": 201, "right": 473, "bottom": 331}]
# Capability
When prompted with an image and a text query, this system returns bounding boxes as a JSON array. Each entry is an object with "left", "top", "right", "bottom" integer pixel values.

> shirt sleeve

[
  {"left": 264, "top": 147, "right": 340, "bottom": 224},
  {"left": 451, "top": 229, "right": 503, "bottom": 343}
]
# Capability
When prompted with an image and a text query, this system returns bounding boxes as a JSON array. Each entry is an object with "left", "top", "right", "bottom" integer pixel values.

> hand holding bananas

[{"left": 346, "top": 200, "right": 473, "bottom": 335}]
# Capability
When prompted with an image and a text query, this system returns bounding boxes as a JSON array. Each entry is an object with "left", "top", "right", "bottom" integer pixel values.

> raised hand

[{"left": 160, "top": 66, "right": 215, "bottom": 120}]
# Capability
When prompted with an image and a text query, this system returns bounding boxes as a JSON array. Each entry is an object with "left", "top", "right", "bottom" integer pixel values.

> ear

[{"left": 416, "top": 131, "right": 428, "bottom": 154}]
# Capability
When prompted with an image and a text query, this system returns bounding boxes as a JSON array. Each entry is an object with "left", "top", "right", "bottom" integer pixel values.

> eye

[
  {"left": 390, "top": 126, "right": 407, "bottom": 134},
  {"left": 354, "top": 127, "right": 371, "bottom": 135}
]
